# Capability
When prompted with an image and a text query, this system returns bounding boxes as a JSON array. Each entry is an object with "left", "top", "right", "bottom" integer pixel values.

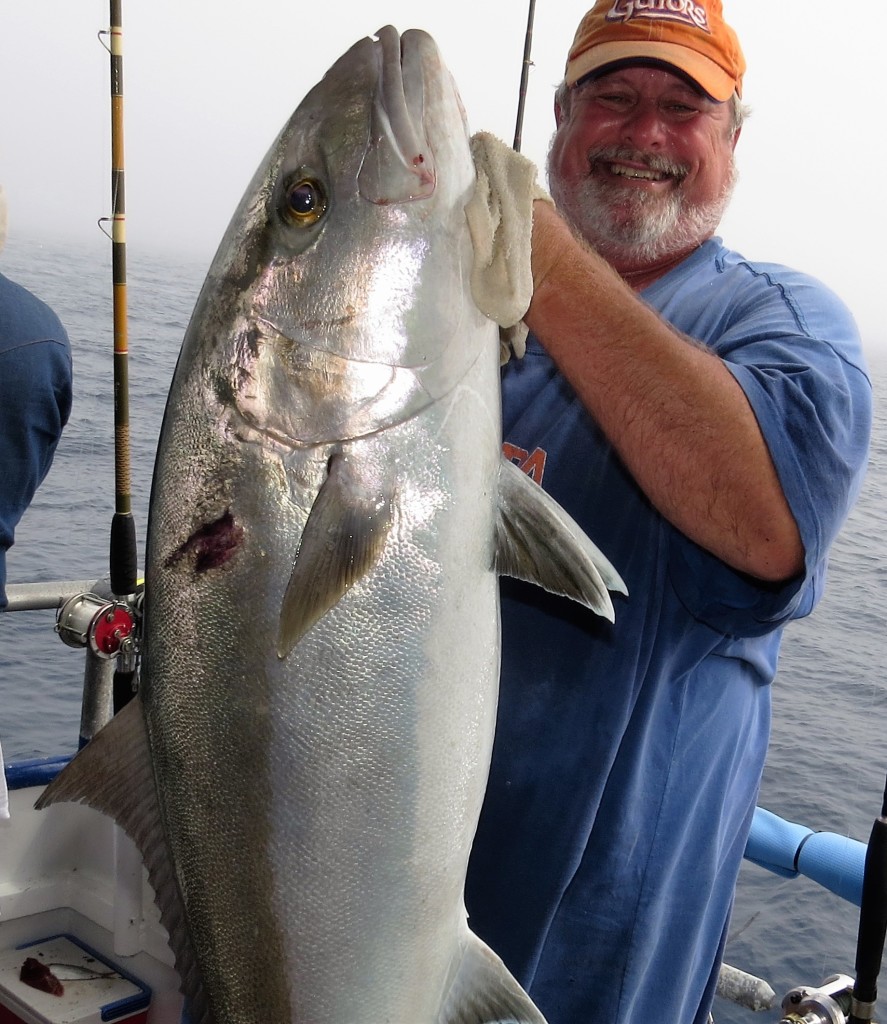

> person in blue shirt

[
  {"left": 464, "top": 2, "right": 872, "bottom": 1023},
  {"left": 0, "top": 187, "right": 73, "bottom": 612}
]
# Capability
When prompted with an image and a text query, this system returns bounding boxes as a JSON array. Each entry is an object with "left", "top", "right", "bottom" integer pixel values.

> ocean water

[{"left": 1, "top": 236, "right": 885, "bottom": 1022}]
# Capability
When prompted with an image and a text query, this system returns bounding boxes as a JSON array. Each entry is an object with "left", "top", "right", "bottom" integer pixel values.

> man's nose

[{"left": 621, "top": 103, "right": 668, "bottom": 149}]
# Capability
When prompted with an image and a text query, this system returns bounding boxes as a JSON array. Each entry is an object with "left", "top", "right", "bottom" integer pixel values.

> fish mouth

[{"left": 357, "top": 27, "right": 439, "bottom": 205}]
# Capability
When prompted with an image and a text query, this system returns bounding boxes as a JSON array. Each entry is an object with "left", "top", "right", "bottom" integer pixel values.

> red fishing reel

[{"left": 55, "top": 591, "right": 137, "bottom": 660}]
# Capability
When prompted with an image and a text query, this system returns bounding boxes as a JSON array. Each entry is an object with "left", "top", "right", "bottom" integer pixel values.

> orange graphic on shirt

[{"left": 503, "top": 442, "right": 547, "bottom": 484}]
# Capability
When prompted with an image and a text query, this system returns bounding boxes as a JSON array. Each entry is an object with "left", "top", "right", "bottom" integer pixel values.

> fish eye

[{"left": 283, "top": 177, "right": 327, "bottom": 227}]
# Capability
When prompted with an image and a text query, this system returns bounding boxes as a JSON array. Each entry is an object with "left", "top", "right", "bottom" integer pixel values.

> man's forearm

[{"left": 525, "top": 201, "right": 804, "bottom": 582}]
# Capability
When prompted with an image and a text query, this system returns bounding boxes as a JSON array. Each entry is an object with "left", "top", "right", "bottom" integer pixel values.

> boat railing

[{"left": 3, "top": 579, "right": 102, "bottom": 612}]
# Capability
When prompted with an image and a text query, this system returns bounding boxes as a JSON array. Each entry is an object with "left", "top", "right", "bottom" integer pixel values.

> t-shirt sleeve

[{"left": 668, "top": 269, "right": 872, "bottom": 637}]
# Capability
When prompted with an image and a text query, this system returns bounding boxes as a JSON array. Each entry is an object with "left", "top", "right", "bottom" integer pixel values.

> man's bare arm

[{"left": 525, "top": 200, "right": 804, "bottom": 583}]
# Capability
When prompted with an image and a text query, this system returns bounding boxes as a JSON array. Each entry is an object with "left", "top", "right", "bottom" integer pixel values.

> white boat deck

[{"left": 0, "top": 773, "right": 183, "bottom": 1023}]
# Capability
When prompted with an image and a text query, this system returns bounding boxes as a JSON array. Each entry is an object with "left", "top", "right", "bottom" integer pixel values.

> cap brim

[{"left": 567, "top": 40, "right": 737, "bottom": 101}]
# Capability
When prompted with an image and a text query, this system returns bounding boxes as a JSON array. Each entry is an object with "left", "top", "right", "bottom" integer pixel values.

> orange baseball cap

[{"left": 565, "top": 0, "right": 745, "bottom": 101}]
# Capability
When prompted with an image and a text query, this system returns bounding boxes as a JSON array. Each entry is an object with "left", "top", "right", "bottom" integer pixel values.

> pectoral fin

[
  {"left": 277, "top": 452, "right": 395, "bottom": 658},
  {"left": 495, "top": 457, "right": 627, "bottom": 621}
]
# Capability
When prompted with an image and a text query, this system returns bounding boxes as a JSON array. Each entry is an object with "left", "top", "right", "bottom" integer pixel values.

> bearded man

[{"left": 464, "top": 2, "right": 872, "bottom": 1022}]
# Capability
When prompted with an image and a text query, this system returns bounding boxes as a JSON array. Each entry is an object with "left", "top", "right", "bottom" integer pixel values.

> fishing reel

[
  {"left": 778, "top": 974, "right": 863, "bottom": 1024},
  {"left": 54, "top": 577, "right": 144, "bottom": 737},
  {"left": 55, "top": 583, "right": 141, "bottom": 667}
]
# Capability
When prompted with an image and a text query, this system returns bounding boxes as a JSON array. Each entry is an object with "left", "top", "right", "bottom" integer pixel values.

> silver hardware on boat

[{"left": 779, "top": 974, "right": 856, "bottom": 1024}]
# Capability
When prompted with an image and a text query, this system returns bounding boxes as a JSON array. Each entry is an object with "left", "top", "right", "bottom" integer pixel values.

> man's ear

[{"left": 554, "top": 96, "right": 564, "bottom": 127}]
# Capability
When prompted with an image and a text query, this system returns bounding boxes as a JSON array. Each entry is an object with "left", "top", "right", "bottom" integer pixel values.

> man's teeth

[{"left": 609, "top": 163, "right": 667, "bottom": 181}]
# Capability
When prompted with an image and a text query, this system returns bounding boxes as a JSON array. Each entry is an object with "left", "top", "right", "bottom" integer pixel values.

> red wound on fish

[
  {"left": 20, "top": 957, "right": 64, "bottom": 996},
  {"left": 165, "top": 510, "right": 244, "bottom": 573}
]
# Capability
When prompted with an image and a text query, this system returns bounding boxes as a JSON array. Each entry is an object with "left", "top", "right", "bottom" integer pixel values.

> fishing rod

[
  {"left": 104, "top": 0, "right": 138, "bottom": 603},
  {"left": 513, "top": 0, "right": 537, "bottom": 152},
  {"left": 87, "top": 0, "right": 140, "bottom": 717},
  {"left": 50, "top": 2, "right": 140, "bottom": 735},
  {"left": 846, "top": 771, "right": 887, "bottom": 1024}
]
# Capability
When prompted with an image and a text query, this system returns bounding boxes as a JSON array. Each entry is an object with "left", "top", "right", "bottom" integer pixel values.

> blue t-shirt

[
  {"left": 464, "top": 238, "right": 872, "bottom": 1024},
  {"left": 0, "top": 271, "right": 72, "bottom": 609}
]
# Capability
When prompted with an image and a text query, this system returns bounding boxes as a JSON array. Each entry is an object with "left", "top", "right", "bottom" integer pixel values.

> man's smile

[
  {"left": 586, "top": 147, "right": 688, "bottom": 189},
  {"left": 606, "top": 162, "right": 670, "bottom": 182}
]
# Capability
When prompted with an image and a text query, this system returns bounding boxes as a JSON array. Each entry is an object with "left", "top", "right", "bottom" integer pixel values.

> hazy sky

[{"left": 1, "top": 1, "right": 883, "bottom": 349}]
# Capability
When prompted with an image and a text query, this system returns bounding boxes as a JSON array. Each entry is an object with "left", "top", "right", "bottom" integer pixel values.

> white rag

[{"left": 465, "top": 132, "right": 552, "bottom": 363}]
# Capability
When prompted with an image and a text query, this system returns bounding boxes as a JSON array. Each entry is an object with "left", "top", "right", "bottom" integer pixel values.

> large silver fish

[{"left": 38, "top": 26, "right": 625, "bottom": 1024}]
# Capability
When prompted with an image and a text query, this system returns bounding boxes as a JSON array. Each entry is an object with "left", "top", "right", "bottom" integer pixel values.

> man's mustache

[{"left": 586, "top": 146, "right": 690, "bottom": 183}]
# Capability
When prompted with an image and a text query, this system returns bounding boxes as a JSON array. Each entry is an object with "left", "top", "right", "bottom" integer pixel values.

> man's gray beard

[{"left": 548, "top": 146, "right": 737, "bottom": 266}]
